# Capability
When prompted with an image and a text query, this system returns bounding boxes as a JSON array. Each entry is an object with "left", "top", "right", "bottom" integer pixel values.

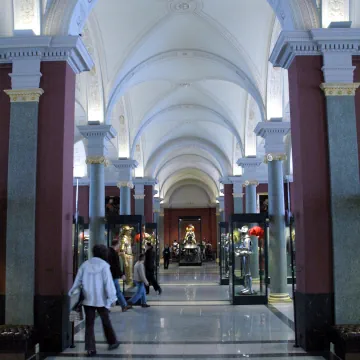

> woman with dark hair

[{"left": 69, "top": 244, "right": 119, "bottom": 357}]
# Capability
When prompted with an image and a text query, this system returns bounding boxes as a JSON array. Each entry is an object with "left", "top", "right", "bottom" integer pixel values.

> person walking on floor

[
  {"left": 128, "top": 253, "right": 150, "bottom": 308},
  {"left": 108, "top": 239, "right": 133, "bottom": 312},
  {"left": 163, "top": 244, "right": 171, "bottom": 269},
  {"left": 69, "top": 244, "right": 120, "bottom": 357},
  {"left": 144, "top": 242, "right": 162, "bottom": 295}
]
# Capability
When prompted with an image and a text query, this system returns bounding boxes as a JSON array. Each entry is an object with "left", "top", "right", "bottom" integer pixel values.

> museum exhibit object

[
  {"left": 72, "top": 215, "right": 85, "bottom": 274},
  {"left": 179, "top": 217, "right": 202, "bottom": 266},
  {"left": 219, "top": 222, "right": 230, "bottom": 285},
  {"left": 106, "top": 215, "right": 142, "bottom": 286},
  {"left": 229, "top": 213, "right": 268, "bottom": 305}
]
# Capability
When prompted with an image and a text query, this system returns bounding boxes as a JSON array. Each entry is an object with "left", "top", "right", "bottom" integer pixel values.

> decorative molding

[
  {"left": 133, "top": 194, "right": 145, "bottom": 200},
  {"left": 243, "top": 180, "right": 259, "bottom": 187},
  {"left": 86, "top": 156, "right": 110, "bottom": 166},
  {"left": 237, "top": 157, "right": 263, "bottom": 169},
  {"left": 112, "top": 159, "right": 138, "bottom": 170},
  {"left": 264, "top": 153, "right": 287, "bottom": 164},
  {"left": 0, "top": 35, "right": 93, "bottom": 74},
  {"left": 320, "top": 82, "right": 360, "bottom": 96},
  {"left": 117, "top": 181, "right": 134, "bottom": 189},
  {"left": 270, "top": 28, "right": 360, "bottom": 69},
  {"left": 78, "top": 124, "right": 117, "bottom": 141},
  {"left": 4, "top": 88, "right": 44, "bottom": 102},
  {"left": 133, "top": 177, "right": 158, "bottom": 186},
  {"left": 169, "top": 0, "right": 203, "bottom": 13},
  {"left": 232, "top": 193, "right": 244, "bottom": 198}
]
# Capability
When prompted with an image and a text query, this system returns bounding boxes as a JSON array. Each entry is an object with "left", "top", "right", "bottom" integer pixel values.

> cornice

[
  {"left": 254, "top": 120, "right": 291, "bottom": 138},
  {"left": 0, "top": 35, "right": 94, "bottom": 74},
  {"left": 320, "top": 83, "right": 360, "bottom": 96},
  {"left": 232, "top": 193, "right": 244, "bottom": 198},
  {"left": 78, "top": 124, "right": 117, "bottom": 141},
  {"left": 270, "top": 28, "right": 360, "bottom": 69},
  {"left": 4, "top": 88, "right": 44, "bottom": 102},
  {"left": 133, "top": 194, "right": 145, "bottom": 200},
  {"left": 112, "top": 159, "right": 138, "bottom": 170},
  {"left": 264, "top": 153, "right": 287, "bottom": 164},
  {"left": 133, "top": 177, "right": 158, "bottom": 186},
  {"left": 237, "top": 157, "right": 262, "bottom": 169},
  {"left": 243, "top": 180, "right": 259, "bottom": 187},
  {"left": 117, "top": 181, "right": 134, "bottom": 189}
]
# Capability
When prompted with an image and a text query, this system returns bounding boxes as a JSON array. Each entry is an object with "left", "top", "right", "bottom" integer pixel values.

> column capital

[
  {"left": 4, "top": 88, "right": 44, "bottom": 102},
  {"left": 113, "top": 158, "right": 138, "bottom": 183},
  {"left": 86, "top": 156, "right": 110, "bottom": 167},
  {"left": 228, "top": 176, "right": 244, "bottom": 197},
  {"left": 237, "top": 156, "right": 262, "bottom": 169},
  {"left": 133, "top": 194, "right": 145, "bottom": 200},
  {"left": 254, "top": 119, "right": 290, "bottom": 155},
  {"left": 270, "top": 28, "right": 360, "bottom": 70},
  {"left": 320, "top": 82, "right": 360, "bottom": 96},
  {"left": 243, "top": 180, "right": 259, "bottom": 187},
  {"left": 0, "top": 35, "right": 94, "bottom": 74},
  {"left": 117, "top": 181, "right": 134, "bottom": 189},
  {"left": 232, "top": 193, "right": 244, "bottom": 198},
  {"left": 219, "top": 176, "right": 232, "bottom": 185}
]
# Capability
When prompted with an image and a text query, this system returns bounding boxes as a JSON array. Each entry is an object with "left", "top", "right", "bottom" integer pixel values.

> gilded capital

[
  {"left": 320, "top": 83, "right": 360, "bottom": 96},
  {"left": 117, "top": 181, "right": 134, "bottom": 189},
  {"left": 243, "top": 180, "right": 259, "bottom": 187},
  {"left": 4, "top": 88, "right": 44, "bottom": 103},
  {"left": 133, "top": 194, "right": 145, "bottom": 200},
  {"left": 86, "top": 156, "right": 110, "bottom": 166},
  {"left": 264, "top": 153, "right": 287, "bottom": 164}
]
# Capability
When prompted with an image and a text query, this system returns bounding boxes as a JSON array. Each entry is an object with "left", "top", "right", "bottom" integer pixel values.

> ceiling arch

[
  {"left": 144, "top": 137, "right": 232, "bottom": 178},
  {"left": 130, "top": 104, "right": 243, "bottom": 158}
]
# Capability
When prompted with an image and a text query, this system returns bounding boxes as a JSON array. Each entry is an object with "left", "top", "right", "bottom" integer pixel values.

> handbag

[{"left": 69, "top": 287, "right": 84, "bottom": 322}]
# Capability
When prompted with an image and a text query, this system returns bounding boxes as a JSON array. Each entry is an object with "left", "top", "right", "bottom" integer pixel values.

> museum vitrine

[
  {"left": 178, "top": 217, "right": 202, "bottom": 266},
  {"left": 106, "top": 215, "right": 142, "bottom": 287},
  {"left": 219, "top": 222, "right": 230, "bottom": 285},
  {"left": 229, "top": 213, "right": 268, "bottom": 305},
  {"left": 72, "top": 215, "right": 85, "bottom": 275},
  {"left": 286, "top": 215, "right": 296, "bottom": 285},
  {"left": 145, "top": 223, "right": 159, "bottom": 279}
]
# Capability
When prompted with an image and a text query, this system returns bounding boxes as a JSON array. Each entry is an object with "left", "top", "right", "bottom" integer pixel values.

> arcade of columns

[{"left": 0, "top": 14, "right": 359, "bottom": 357}]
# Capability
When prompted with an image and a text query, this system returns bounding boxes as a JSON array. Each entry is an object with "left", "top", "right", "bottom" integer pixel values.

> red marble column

[
  {"left": 35, "top": 62, "right": 76, "bottom": 352},
  {"left": 288, "top": 56, "right": 333, "bottom": 351},
  {"left": 352, "top": 56, "right": 360, "bottom": 170},
  {"left": 223, "top": 184, "right": 234, "bottom": 223},
  {"left": 144, "top": 185, "right": 153, "bottom": 223},
  {"left": 0, "top": 64, "right": 11, "bottom": 325}
]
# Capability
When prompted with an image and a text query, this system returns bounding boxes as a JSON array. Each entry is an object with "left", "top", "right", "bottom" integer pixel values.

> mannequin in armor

[
  {"left": 119, "top": 225, "right": 134, "bottom": 285},
  {"left": 221, "top": 233, "right": 230, "bottom": 277},
  {"left": 235, "top": 225, "right": 253, "bottom": 294},
  {"left": 183, "top": 224, "right": 197, "bottom": 248}
]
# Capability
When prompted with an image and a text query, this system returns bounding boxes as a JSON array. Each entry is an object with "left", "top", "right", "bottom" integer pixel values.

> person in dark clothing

[
  {"left": 163, "top": 245, "right": 171, "bottom": 269},
  {"left": 108, "top": 240, "right": 132, "bottom": 312},
  {"left": 144, "top": 242, "right": 162, "bottom": 295}
]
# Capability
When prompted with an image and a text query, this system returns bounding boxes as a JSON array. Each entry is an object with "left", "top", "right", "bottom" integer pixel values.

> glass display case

[
  {"left": 145, "top": 223, "right": 159, "bottom": 280},
  {"left": 179, "top": 217, "right": 202, "bottom": 266},
  {"left": 72, "top": 215, "right": 85, "bottom": 276},
  {"left": 287, "top": 215, "right": 296, "bottom": 285},
  {"left": 229, "top": 213, "right": 268, "bottom": 305},
  {"left": 219, "top": 222, "right": 230, "bottom": 285},
  {"left": 106, "top": 215, "right": 142, "bottom": 288}
]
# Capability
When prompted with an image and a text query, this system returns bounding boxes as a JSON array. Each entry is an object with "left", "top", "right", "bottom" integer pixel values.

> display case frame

[
  {"left": 72, "top": 215, "right": 85, "bottom": 276},
  {"left": 229, "top": 213, "right": 269, "bottom": 305},
  {"left": 219, "top": 222, "right": 230, "bottom": 285},
  {"left": 145, "top": 222, "right": 159, "bottom": 280}
]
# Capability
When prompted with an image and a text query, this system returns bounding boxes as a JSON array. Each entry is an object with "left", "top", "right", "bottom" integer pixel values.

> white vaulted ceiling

[{"left": 74, "top": 0, "right": 279, "bottom": 206}]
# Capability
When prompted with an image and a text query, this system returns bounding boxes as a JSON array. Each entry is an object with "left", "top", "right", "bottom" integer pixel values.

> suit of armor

[{"left": 120, "top": 225, "right": 134, "bottom": 285}]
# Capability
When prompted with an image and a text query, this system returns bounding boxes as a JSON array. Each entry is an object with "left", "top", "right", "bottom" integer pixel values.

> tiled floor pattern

[{"left": 47, "top": 263, "right": 322, "bottom": 359}]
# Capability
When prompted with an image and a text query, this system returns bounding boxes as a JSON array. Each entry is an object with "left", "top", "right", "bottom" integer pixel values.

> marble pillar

[
  {"left": 79, "top": 124, "right": 116, "bottom": 249},
  {"left": 4, "top": 90, "right": 43, "bottom": 325},
  {"left": 113, "top": 159, "right": 138, "bottom": 215},
  {"left": 255, "top": 120, "right": 290, "bottom": 303},
  {"left": 230, "top": 176, "right": 244, "bottom": 214},
  {"left": 233, "top": 195, "right": 244, "bottom": 213},
  {"left": 321, "top": 83, "right": 360, "bottom": 324},
  {"left": 134, "top": 195, "right": 145, "bottom": 217},
  {"left": 158, "top": 210, "right": 165, "bottom": 253}
]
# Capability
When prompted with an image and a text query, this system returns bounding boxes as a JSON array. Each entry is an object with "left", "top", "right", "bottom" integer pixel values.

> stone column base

[{"left": 269, "top": 293, "right": 292, "bottom": 303}]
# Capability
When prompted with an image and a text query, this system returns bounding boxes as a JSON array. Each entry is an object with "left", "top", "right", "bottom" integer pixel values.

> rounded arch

[
  {"left": 44, "top": 0, "right": 320, "bottom": 36},
  {"left": 130, "top": 104, "right": 244, "bottom": 158},
  {"left": 105, "top": 49, "right": 266, "bottom": 126},
  {"left": 144, "top": 137, "right": 232, "bottom": 178}
]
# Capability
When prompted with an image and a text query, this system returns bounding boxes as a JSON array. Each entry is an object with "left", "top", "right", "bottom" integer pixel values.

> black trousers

[
  {"left": 145, "top": 270, "right": 161, "bottom": 294},
  {"left": 164, "top": 256, "right": 170, "bottom": 269},
  {"left": 84, "top": 306, "right": 117, "bottom": 351}
]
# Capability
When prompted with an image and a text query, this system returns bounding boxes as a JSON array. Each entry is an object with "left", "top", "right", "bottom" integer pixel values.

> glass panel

[
  {"left": 219, "top": 222, "right": 230, "bottom": 285},
  {"left": 230, "top": 214, "right": 268, "bottom": 305},
  {"left": 145, "top": 223, "right": 158, "bottom": 279}
]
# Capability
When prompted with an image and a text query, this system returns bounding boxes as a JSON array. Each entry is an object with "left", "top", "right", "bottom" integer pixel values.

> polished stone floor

[{"left": 47, "top": 262, "right": 326, "bottom": 359}]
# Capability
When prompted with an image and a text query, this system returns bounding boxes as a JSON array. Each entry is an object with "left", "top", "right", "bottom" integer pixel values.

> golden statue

[
  {"left": 183, "top": 224, "right": 197, "bottom": 248},
  {"left": 119, "top": 225, "right": 134, "bottom": 285}
]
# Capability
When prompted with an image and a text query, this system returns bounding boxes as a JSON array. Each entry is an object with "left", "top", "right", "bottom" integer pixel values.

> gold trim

[
  {"left": 243, "top": 180, "right": 259, "bottom": 187},
  {"left": 320, "top": 83, "right": 360, "bottom": 96},
  {"left": 86, "top": 156, "right": 110, "bottom": 166},
  {"left": 4, "top": 88, "right": 44, "bottom": 103},
  {"left": 117, "top": 181, "right": 134, "bottom": 189},
  {"left": 264, "top": 153, "right": 287, "bottom": 164},
  {"left": 268, "top": 293, "right": 292, "bottom": 303}
]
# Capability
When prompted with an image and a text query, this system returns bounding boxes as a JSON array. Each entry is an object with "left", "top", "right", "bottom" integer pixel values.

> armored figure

[
  {"left": 183, "top": 224, "right": 197, "bottom": 248},
  {"left": 119, "top": 225, "right": 134, "bottom": 285}
]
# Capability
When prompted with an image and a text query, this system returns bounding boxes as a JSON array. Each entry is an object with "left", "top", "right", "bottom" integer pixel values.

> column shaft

[
  {"left": 144, "top": 185, "right": 153, "bottom": 223},
  {"left": 5, "top": 99, "right": 41, "bottom": 325},
  {"left": 324, "top": 93, "right": 360, "bottom": 324},
  {"left": 135, "top": 197, "right": 145, "bottom": 217},
  {"left": 89, "top": 163, "right": 105, "bottom": 246},
  {"left": 245, "top": 185, "right": 257, "bottom": 213},
  {"left": 268, "top": 160, "right": 287, "bottom": 296},
  {"left": 223, "top": 184, "right": 233, "bottom": 223},
  {"left": 120, "top": 186, "right": 131, "bottom": 215},
  {"left": 233, "top": 196, "right": 243, "bottom": 213}
]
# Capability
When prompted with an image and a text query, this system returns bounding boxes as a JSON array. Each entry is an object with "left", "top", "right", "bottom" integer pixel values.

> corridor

[{"left": 47, "top": 265, "right": 325, "bottom": 359}]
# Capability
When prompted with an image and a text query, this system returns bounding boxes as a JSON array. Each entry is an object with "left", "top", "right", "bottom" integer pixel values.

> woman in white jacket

[{"left": 69, "top": 244, "right": 119, "bottom": 357}]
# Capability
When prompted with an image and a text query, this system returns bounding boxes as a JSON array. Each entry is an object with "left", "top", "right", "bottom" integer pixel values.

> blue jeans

[
  {"left": 113, "top": 279, "right": 127, "bottom": 308},
  {"left": 129, "top": 281, "right": 147, "bottom": 305}
]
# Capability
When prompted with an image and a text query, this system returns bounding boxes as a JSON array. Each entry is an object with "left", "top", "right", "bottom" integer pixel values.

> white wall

[{"left": 169, "top": 185, "right": 210, "bottom": 208}]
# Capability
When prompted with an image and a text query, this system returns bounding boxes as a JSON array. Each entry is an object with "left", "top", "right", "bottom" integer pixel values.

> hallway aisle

[{"left": 47, "top": 303, "right": 324, "bottom": 359}]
